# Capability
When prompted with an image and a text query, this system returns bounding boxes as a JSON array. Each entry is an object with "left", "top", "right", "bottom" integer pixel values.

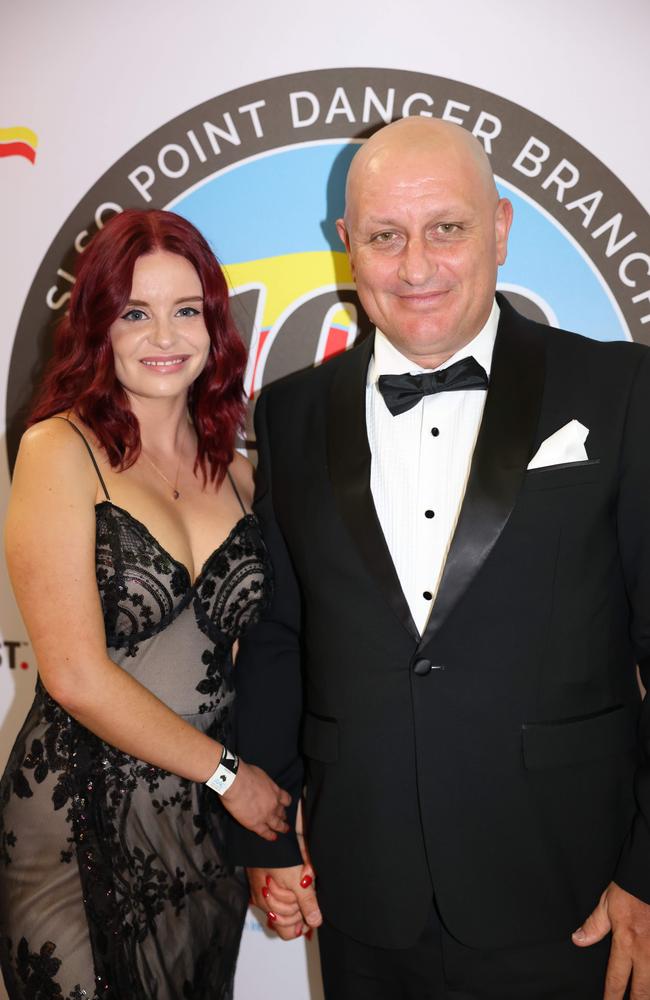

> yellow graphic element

[
  {"left": 0, "top": 126, "right": 38, "bottom": 147},
  {"left": 329, "top": 304, "right": 356, "bottom": 328},
  {"left": 223, "top": 250, "right": 352, "bottom": 329}
]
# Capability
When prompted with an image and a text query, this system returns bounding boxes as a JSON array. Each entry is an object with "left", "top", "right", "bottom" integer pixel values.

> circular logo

[{"left": 8, "top": 68, "right": 650, "bottom": 465}]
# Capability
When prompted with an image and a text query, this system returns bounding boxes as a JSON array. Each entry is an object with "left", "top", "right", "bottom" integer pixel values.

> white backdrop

[{"left": 1, "top": 2, "right": 649, "bottom": 997}]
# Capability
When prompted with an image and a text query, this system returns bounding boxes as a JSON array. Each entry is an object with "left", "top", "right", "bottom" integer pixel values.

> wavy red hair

[{"left": 29, "top": 208, "right": 247, "bottom": 484}]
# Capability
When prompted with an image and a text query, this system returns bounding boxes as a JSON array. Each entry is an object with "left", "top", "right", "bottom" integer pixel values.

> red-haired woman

[{"left": 0, "top": 209, "right": 289, "bottom": 999}]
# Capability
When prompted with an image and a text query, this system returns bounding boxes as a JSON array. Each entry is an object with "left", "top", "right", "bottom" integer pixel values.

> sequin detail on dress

[{"left": 0, "top": 503, "right": 272, "bottom": 1000}]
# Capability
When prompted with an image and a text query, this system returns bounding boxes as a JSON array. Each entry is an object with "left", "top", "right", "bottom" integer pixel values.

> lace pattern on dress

[
  {"left": 96, "top": 504, "right": 272, "bottom": 651},
  {"left": 0, "top": 501, "right": 272, "bottom": 999}
]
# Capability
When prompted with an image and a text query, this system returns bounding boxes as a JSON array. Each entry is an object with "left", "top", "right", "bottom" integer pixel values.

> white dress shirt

[{"left": 366, "top": 300, "right": 500, "bottom": 635}]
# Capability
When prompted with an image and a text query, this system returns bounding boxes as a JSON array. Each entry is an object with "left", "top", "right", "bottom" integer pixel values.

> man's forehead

[
  {"left": 357, "top": 197, "right": 474, "bottom": 224},
  {"left": 351, "top": 171, "right": 478, "bottom": 217},
  {"left": 359, "top": 169, "right": 466, "bottom": 197},
  {"left": 346, "top": 147, "right": 495, "bottom": 221}
]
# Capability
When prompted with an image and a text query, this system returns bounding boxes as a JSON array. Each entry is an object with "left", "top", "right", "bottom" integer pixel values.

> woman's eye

[
  {"left": 176, "top": 306, "right": 200, "bottom": 317},
  {"left": 122, "top": 308, "right": 147, "bottom": 321}
]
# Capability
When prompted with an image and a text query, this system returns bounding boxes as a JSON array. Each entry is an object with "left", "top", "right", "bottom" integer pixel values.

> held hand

[
  {"left": 220, "top": 761, "right": 290, "bottom": 841},
  {"left": 248, "top": 865, "right": 322, "bottom": 940},
  {"left": 573, "top": 881, "right": 650, "bottom": 999}
]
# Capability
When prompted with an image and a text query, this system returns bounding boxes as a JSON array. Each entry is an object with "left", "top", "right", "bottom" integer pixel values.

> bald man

[{"left": 231, "top": 119, "right": 650, "bottom": 998}]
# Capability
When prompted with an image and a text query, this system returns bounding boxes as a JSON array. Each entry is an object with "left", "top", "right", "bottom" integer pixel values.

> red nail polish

[
  {"left": 262, "top": 886, "right": 270, "bottom": 899},
  {"left": 267, "top": 911, "right": 277, "bottom": 923},
  {"left": 300, "top": 874, "right": 313, "bottom": 889},
  {"left": 265, "top": 875, "right": 272, "bottom": 887}
]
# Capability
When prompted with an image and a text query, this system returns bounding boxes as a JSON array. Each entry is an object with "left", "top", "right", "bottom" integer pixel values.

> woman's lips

[{"left": 139, "top": 355, "right": 190, "bottom": 373}]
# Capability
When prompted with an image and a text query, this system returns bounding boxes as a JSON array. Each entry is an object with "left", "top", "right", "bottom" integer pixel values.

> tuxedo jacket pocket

[
  {"left": 522, "top": 704, "right": 635, "bottom": 770},
  {"left": 522, "top": 458, "right": 601, "bottom": 492},
  {"left": 301, "top": 711, "right": 339, "bottom": 763}
]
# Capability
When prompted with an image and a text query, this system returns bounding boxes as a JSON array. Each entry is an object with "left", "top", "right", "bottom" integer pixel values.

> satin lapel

[
  {"left": 419, "top": 298, "right": 546, "bottom": 651},
  {"left": 327, "top": 335, "right": 419, "bottom": 641}
]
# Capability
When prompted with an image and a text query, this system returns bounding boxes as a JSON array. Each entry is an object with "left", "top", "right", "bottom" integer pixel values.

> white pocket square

[{"left": 527, "top": 419, "right": 589, "bottom": 470}]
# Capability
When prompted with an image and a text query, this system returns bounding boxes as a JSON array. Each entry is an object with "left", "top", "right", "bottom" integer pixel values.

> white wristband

[{"left": 205, "top": 746, "right": 239, "bottom": 796}]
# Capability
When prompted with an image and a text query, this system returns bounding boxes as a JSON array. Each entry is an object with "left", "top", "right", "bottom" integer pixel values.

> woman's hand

[
  {"left": 221, "top": 760, "right": 291, "bottom": 841},
  {"left": 246, "top": 797, "right": 322, "bottom": 939},
  {"left": 248, "top": 864, "right": 322, "bottom": 939}
]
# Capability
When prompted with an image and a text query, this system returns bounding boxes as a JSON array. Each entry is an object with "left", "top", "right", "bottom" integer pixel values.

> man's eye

[
  {"left": 437, "top": 223, "right": 459, "bottom": 234},
  {"left": 371, "top": 232, "right": 396, "bottom": 243},
  {"left": 176, "top": 306, "right": 200, "bottom": 317},
  {"left": 122, "top": 308, "right": 147, "bottom": 321}
]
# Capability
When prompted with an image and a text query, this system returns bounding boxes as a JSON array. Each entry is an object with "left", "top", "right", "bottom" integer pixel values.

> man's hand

[
  {"left": 573, "top": 881, "right": 650, "bottom": 998},
  {"left": 220, "top": 761, "right": 290, "bottom": 841},
  {"left": 248, "top": 865, "right": 322, "bottom": 940}
]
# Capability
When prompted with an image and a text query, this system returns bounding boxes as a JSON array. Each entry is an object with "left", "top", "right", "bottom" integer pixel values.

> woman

[{"left": 0, "top": 209, "right": 289, "bottom": 999}]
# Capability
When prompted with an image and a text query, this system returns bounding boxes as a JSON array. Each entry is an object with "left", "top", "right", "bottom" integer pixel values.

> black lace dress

[{"left": 0, "top": 464, "right": 272, "bottom": 999}]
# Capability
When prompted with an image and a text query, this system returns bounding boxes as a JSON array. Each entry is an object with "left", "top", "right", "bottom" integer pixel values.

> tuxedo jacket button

[{"left": 413, "top": 658, "right": 432, "bottom": 675}]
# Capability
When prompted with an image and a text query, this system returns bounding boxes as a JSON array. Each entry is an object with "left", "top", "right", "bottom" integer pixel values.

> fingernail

[
  {"left": 300, "top": 874, "right": 313, "bottom": 888},
  {"left": 267, "top": 912, "right": 277, "bottom": 923},
  {"left": 266, "top": 875, "right": 272, "bottom": 887},
  {"left": 262, "top": 886, "right": 270, "bottom": 899},
  {"left": 295, "top": 925, "right": 302, "bottom": 938},
  {"left": 573, "top": 928, "right": 585, "bottom": 941}
]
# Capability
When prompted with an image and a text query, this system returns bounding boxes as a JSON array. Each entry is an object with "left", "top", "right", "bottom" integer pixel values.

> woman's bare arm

[{"left": 5, "top": 418, "right": 289, "bottom": 838}]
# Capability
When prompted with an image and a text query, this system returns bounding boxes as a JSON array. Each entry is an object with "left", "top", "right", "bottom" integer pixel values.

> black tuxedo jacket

[{"left": 231, "top": 295, "right": 650, "bottom": 950}]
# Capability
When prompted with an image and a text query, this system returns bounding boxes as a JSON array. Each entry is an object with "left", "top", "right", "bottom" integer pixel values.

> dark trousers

[{"left": 318, "top": 905, "right": 616, "bottom": 1000}]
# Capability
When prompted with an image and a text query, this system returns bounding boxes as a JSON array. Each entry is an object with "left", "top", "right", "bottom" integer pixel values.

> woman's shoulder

[
  {"left": 17, "top": 413, "right": 101, "bottom": 488},
  {"left": 228, "top": 451, "right": 254, "bottom": 507},
  {"left": 23, "top": 411, "right": 89, "bottom": 443}
]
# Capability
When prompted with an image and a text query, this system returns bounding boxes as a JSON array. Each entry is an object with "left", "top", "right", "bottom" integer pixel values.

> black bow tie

[{"left": 377, "top": 356, "right": 489, "bottom": 416}]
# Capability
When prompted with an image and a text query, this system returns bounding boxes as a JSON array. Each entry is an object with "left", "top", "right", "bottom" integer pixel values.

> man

[{"left": 231, "top": 118, "right": 650, "bottom": 998}]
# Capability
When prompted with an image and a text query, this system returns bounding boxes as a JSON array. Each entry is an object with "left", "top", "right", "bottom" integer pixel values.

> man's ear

[
  {"left": 335, "top": 218, "right": 350, "bottom": 253},
  {"left": 495, "top": 198, "right": 513, "bottom": 266}
]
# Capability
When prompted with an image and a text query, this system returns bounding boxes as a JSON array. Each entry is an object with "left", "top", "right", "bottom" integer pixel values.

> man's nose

[{"left": 397, "top": 238, "right": 437, "bottom": 286}]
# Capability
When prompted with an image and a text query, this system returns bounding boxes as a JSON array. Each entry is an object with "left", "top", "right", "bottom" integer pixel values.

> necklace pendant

[{"left": 172, "top": 489, "right": 180, "bottom": 500}]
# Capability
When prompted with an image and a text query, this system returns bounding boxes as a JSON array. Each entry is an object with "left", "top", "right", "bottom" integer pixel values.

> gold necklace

[{"left": 141, "top": 423, "right": 189, "bottom": 501}]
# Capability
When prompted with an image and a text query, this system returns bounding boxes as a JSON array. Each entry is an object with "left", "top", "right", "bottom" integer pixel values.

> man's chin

[{"left": 387, "top": 321, "right": 459, "bottom": 358}]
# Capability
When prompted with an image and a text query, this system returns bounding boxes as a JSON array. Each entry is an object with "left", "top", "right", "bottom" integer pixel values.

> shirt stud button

[
  {"left": 431, "top": 427, "right": 440, "bottom": 437},
  {"left": 423, "top": 591, "right": 433, "bottom": 600},
  {"left": 425, "top": 509, "right": 435, "bottom": 519}
]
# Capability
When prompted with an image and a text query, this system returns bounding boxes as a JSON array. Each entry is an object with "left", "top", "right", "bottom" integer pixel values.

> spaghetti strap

[
  {"left": 227, "top": 469, "right": 248, "bottom": 515},
  {"left": 54, "top": 416, "right": 111, "bottom": 501}
]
